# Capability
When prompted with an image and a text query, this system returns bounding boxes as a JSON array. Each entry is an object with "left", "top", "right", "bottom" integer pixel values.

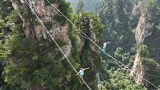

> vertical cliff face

[
  {"left": 9, "top": 0, "right": 72, "bottom": 90},
  {"left": 10, "top": 0, "right": 71, "bottom": 57},
  {"left": 130, "top": 0, "right": 152, "bottom": 83},
  {"left": 130, "top": 0, "right": 160, "bottom": 88}
]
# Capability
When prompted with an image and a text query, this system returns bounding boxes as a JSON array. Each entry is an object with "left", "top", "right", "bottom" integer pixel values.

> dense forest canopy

[{"left": 0, "top": 0, "right": 160, "bottom": 90}]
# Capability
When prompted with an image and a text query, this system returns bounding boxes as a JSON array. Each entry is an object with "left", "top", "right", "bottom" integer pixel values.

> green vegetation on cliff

[
  {"left": 0, "top": 0, "right": 104, "bottom": 90},
  {"left": 0, "top": 0, "right": 160, "bottom": 90}
]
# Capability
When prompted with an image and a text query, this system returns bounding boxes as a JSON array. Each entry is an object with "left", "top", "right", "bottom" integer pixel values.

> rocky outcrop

[
  {"left": 9, "top": 0, "right": 72, "bottom": 90},
  {"left": 10, "top": 0, "right": 71, "bottom": 58},
  {"left": 132, "top": 0, "right": 143, "bottom": 16},
  {"left": 130, "top": 0, "right": 160, "bottom": 88},
  {"left": 130, "top": 52, "right": 145, "bottom": 84},
  {"left": 130, "top": 0, "right": 146, "bottom": 83}
]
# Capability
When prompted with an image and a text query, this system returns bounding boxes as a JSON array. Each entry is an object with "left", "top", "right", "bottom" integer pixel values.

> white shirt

[
  {"left": 79, "top": 69, "right": 84, "bottom": 76},
  {"left": 103, "top": 42, "right": 110, "bottom": 49}
]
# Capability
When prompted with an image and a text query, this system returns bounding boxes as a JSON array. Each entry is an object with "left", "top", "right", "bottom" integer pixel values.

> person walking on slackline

[
  {"left": 77, "top": 67, "right": 90, "bottom": 84},
  {"left": 102, "top": 42, "right": 111, "bottom": 52}
]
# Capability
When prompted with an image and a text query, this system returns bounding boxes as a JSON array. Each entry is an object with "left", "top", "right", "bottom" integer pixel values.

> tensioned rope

[
  {"left": 45, "top": 0, "right": 159, "bottom": 89},
  {"left": 24, "top": 0, "right": 92, "bottom": 90}
]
